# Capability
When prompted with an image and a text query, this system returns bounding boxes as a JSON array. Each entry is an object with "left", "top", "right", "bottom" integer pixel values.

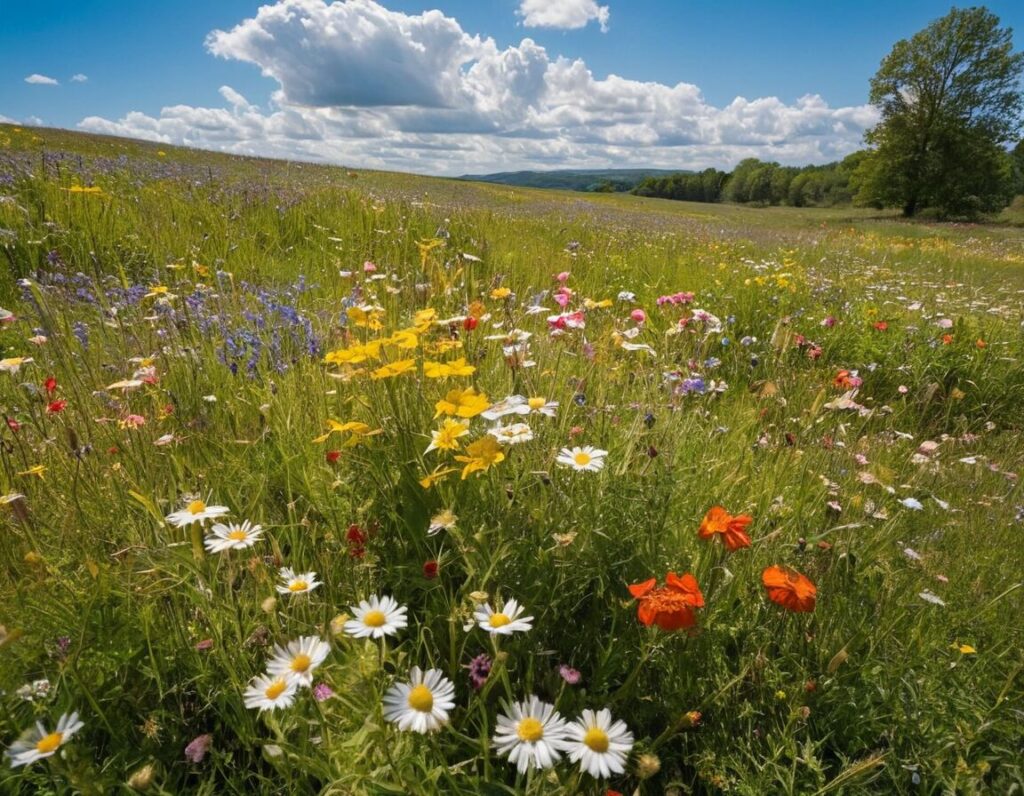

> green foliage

[{"left": 856, "top": 6, "right": 1024, "bottom": 217}]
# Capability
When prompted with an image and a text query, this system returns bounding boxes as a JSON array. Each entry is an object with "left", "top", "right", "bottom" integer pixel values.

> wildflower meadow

[{"left": 1, "top": 124, "right": 1023, "bottom": 794}]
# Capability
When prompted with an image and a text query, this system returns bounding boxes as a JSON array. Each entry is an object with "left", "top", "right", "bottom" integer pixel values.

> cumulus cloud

[
  {"left": 78, "top": 0, "right": 877, "bottom": 175},
  {"left": 519, "top": 0, "right": 610, "bottom": 32},
  {"left": 25, "top": 74, "right": 59, "bottom": 86},
  {"left": 71, "top": 74, "right": 89, "bottom": 83}
]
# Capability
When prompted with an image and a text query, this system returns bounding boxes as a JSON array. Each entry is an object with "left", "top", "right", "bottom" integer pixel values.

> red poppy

[
  {"left": 325, "top": 450, "right": 341, "bottom": 464},
  {"left": 976, "top": 339, "right": 987, "bottom": 349},
  {"left": 698, "top": 506, "right": 752, "bottom": 552},
  {"left": 873, "top": 321, "right": 888, "bottom": 331},
  {"left": 833, "top": 370, "right": 862, "bottom": 389},
  {"left": 941, "top": 334, "right": 953, "bottom": 345},
  {"left": 46, "top": 399, "right": 67, "bottom": 414},
  {"left": 762, "top": 565, "right": 817, "bottom": 612},
  {"left": 463, "top": 316, "right": 478, "bottom": 331},
  {"left": 44, "top": 376, "right": 57, "bottom": 395},
  {"left": 628, "top": 572, "right": 704, "bottom": 630},
  {"left": 423, "top": 560, "right": 439, "bottom": 579}
]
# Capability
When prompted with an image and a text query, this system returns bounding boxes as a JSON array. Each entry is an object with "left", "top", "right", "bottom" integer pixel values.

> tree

[{"left": 856, "top": 7, "right": 1024, "bottom": 217}]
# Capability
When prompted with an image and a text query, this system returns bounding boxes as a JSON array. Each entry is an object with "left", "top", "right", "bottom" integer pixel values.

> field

[{"left": 1, "top": 123, "right": 1023, "bottom": 794}]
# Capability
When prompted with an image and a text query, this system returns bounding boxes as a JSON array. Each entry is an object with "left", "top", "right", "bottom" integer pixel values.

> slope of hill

[{"left": 458, "top": 168, "right": 685, "bottom": 192}]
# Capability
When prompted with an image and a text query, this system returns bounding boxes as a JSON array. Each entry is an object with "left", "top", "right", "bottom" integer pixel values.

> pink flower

[
  {"left": 821, "top": 316, "right": 837, "bottom": 328},
  {"left": 313, "top": 682, "right": 335, "bottom": 702},
  {"left": 555, "top": 271, "right": 570, "bottom": 283},
  {"left": 630, "top": 309, "right": 647, "bottom": 324},
  {"left": 363, "top": 260, "right": 377, "bottom": 273},
  {"left": 558, "top": 664, "right": 582, "bottom": 685},
  {"left": 897, "top": 385, "right": 909, "bottom": 394},
  {"left": 184, "top": 734, "right": 213, "bottom": 764}
]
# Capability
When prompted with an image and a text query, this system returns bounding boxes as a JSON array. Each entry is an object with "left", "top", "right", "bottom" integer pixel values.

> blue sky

[{"left": 2, "top": 1, "right": 1023, "bottom": 175}]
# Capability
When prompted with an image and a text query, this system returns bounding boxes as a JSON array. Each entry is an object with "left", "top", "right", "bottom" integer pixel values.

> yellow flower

[
  {"left": 66, "top": 185, "right": 103, "bottom": 194},
  {"left": 434, "top": 387, "right": 489, "bottom": 419},
  {"left": 370, "top": 358, "right": 417, "bottom": 380},
  {"left": 953, "top": 643, "right": 977, "bottom": 655},
  {"left": 347, "top": 306, "right": 384, "bottom": 330},
  {"left": 583, "top": 298, "right": 613, "bottom": 309},
  {"left": 490, "top": 287, "right": 512, "bottom": 300},
  {"left": 324, "top": 340, "right": 384, "bottom": 366},
  {"left": 145, "top": 285, "right": 173, "bottom": 299},
  {"left": 313, "top": 420, "right": 382, "bottom": 445},
  {"left": 454, "top": 437, "right": 505, "bottom": 479},
  {"left": 423, "top": 339, "right": 463, "bottom": 354},
  {"left": 419, "top": 465, "right": 458, "bottom": 489},
  {"left": 426, "top": 419, "right": 469, "bottom": 454},
  {"left": 388, "top": 329, "right": 419, "bottom": 350},
  {"left": 423, "top": 357, "right": 476, "bottom": 378},
  {"left": 412, "top": 308, "right": 438, "bottom": 332},
  {"left": 17, "top": 465, "right": 46, "bottom": 479}
]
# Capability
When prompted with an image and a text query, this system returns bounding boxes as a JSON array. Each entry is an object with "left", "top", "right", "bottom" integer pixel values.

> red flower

[
  {"left": 762, "top": 565, "right": 817, "bottom": 612},
  {"left": 6, "top": 418, "right": 20, "bottom": 432},
  {"left": 325, "top": 450, "right": 341, "bottom": 464},
  {"left": 44, "top": 376, "right": 57, "bottom": 395},
  {"left": 698, "top": 506, "right": 753, "bottom": 552},
  {"left": 46, "top": 399, "right": 67, "bottom": 414},
  {"left": 463, "top": 316, "right": 478, "bottom": 331},
  {"left": 628, "top": 572, "right": 704, "bottom": 630},
  {"left": 346, "top": 523, "right": 367, "bottom": 558},
  {"left": 423, "top": 560, "right": 439, "bottom": 579},
  {"left": 873, "top": 321, "right": 888, "bottom": 331}
]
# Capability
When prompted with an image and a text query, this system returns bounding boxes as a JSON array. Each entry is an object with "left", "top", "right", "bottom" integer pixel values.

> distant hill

[{"left": 458, "top": 168, "right": 686, "bottom": 193}]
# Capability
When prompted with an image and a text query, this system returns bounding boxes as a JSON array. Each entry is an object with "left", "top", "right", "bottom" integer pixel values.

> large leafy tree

[{"left": 857, "top": 7, "right": 1024, "bottom": 217}]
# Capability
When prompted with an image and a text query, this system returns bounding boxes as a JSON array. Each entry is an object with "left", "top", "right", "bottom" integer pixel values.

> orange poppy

[
  {"left": 628, "top": 572, "right": 704, "bottom": 630},
  {"left": 761, "top": 565, "right": 816, "bottom": 613},
  {"left": 698, "top": 506, "right": 753, "bottom": 552}
]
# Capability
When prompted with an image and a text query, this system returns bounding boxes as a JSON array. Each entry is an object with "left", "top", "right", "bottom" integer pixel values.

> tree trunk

[{"left": 903, "top": 196, "right": 918, "bottom": 217}]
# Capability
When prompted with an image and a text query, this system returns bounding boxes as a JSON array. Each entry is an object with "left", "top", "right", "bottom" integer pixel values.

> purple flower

[
  {"left": 558, "top": 664, "right": 582, "bottom": 685},
  {"left": 184, "top": 733, "right": 213, "bottom": 764},
  {"left": 467, "top": 653, "right": 492, "bottom": 690},
  {"left": 313, "top": 682, "right": 334, "bottom": 702}
]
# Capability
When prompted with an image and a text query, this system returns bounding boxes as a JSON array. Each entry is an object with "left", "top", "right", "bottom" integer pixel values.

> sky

[{"left": 2, "top": 0, "right": 1023, "bottom": 176}]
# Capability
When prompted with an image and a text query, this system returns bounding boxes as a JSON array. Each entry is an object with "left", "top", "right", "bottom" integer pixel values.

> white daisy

[
  {"left": 242, "top": 673, "right": 299, "bottom": 712},
  {"left": 525, "top": 397, "right": 558, "bottom": 417},
  {"left": 344, "top": 595, "right": 408, "bottom": 639},
  {"left": 382, "top": 666, "right": 456, "bottom": 733},
  {"left": 165, "top": 498, "right": 229, "bottom": 528},
  {"left": 566, "top": 708, "right": 634, "bottom": 779},
  {"left": 474, "top": 598, "right": 533, "bottom": 636},
  {"left": 266, "top": 636, "right": 331, "bottom": 687},
  {"left": 489, "top": 423, "right": 534, "bottom": 445},
  {"left": 0, "top": 357, "right": 33, "bottom": 375},
  {"left": 204, "top": 520, "right": 263, "bottom": 553},
  {"left": 428, "top": 509, "right": 458, "bottom": 536},
  {"left": 6, "top": 711, "right": 84, "bottom": 767},
  {"left": 482, "top": 395, "right": 528, "bottom": 420},
  {"left": 493, "top": 696, "right": 569, "bottom": 773},
  {"left": 275, "top": 567, "right": 321, "bottom": 596},
  {"left": 556, "top": 446, "right": 607, "bottom": 472}
]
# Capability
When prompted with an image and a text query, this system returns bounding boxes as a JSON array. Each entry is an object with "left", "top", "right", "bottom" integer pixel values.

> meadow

[{"left": 1, "top": 123, "right": 1023, "bottom": 794}]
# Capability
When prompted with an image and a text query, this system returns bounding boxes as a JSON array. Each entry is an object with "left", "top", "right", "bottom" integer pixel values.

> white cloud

[
  {"left": 0, "top": 113, "right": 17, "bottom": 124},
  {"left": 71, "top": 74, "right": 89, "bottom": 83},
  {"left": 519, "top": 0, "right": 610, "bottom": 32},
  {"left": 25, "top": 74, "right": 59, "bottom": 86},
  {"left": 78, "top": 0, "right": 877, "bottom": 175}
]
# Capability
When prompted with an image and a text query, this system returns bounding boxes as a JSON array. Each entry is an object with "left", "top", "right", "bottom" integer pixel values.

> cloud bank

[
  {"left": 518, "top": 0, "right": 610, "bottom": 32},
  {"left": 78, "top": 0, "right": 877, "bottom": 175}
]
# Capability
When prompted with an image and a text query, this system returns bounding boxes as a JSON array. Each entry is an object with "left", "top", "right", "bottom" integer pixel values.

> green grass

[{"left": 1, "top": 123, "right": 1023, "bottom": 795}]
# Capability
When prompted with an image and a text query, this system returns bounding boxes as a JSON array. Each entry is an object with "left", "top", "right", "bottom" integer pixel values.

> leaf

[
  {"left": 128, "top": 490, "right": 164, "bottom": 524},
  {"left": 827, "top": 648, "right": 849, "bottom": 673}
]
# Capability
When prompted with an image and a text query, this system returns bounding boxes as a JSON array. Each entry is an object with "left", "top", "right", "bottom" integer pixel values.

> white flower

[
  {"left": 566, "top": 708, "right": 634, "bottom": 779},
  {"left": 266, "top": 636, "right": 331, "bottom": 687},
  {"left": 382, "top": 666, "right": 456, "bottom": 733},
  {"left": 493, "top": 697, "right": 569, "bottom": 773},
  {"left": 474, "top": 598, "right": 533, "bottom": 636},
  {"left": 242, "top": 673, "right": 299, "bottom": 711},
  {"left": 482, "top": 395, "right": 529, "bottom": 420},
  {"left": 275, "top": 567, "right": 321, "bottom": 596},
  {"left": 344, "top": 595, "right": 408, "bottom": 639},
  {"left": 489, "top": 423, "right": 534, "bottom": 445},
  {"left": 556, "top": 446, "right": 607, "bottom": 472},
  {"left": 165, "top": 498, "right": 229, "bottom": 528},
  {"left": 0, "top": 357, "right": 33, "bottom": 375},
  {"left": 204, "top": 520, "right": 263, "bottom": 553},
  {"left": 428, "top": 509, "right": 458, "bottom": 536},
  {"left": 6, "top": 711, "right": 84, "bottom": 767}
]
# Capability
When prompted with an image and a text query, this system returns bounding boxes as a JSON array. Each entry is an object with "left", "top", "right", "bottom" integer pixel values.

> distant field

[{"left": 1, "top": 124, "right": 1023, "bottom": 794}]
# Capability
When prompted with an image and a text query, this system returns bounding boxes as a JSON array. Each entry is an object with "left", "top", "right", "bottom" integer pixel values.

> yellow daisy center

[
  {"left": 35, "top": 732, "right": 63, "bottom": 754},
  {"left": 363, "top": 609, "right": 387, "bottom": 627},
  {"left": 583, "top": 727, "right": 610, "bottom": 753},
  {"left": 265, "top": 679, "right": 287, "bottom": 700},
  {"left": 228, "top": 529, "right": 248, "bottom": 541},
  {"left": 407, "top": 684, "right": 434, "bottom": 712},
  {"left": 291, "top": 654, "right": 312, "bottom": 673},
  {"left": 528, "top": 397, "right": 546, "bottom": 410},
  {"left": 187, "top": 500, "right": 206, "bottom": 515},
  {"left": 288, "top": 580, "right": 308, "bottom": 592},
  {"left": 574, "top": 452, "right": 592, "bottom": 467},
  {"left": 517, "top": 717, "right": 544, "bottom": 742},
  {"left": 489, "top": 612, "right": 511, "bottom": 628}
]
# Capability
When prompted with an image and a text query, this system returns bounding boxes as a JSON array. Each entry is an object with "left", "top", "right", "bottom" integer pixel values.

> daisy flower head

[
  {"left": 204, "top": 520, "right": 263, "bottom": 553},
  {"left": 165, "top": 497, "right": 229, "bottom": 528},
  {"left": 474, "top": 598, "right": 533, "bottom": 636},
  {"left": 276, "top": 567, "right": 321, "bottom": 596},
  {"left": 344, "top": 595, "right": 408, "bottom": 639},
  {"left": 488, "top": 422, "right": 534, "bottom": 445},
  {"left": 556, "top": 445, "right": 607, "bottom": 473},
  {"left": 242, "top": 673, "right": 299, "bottom": 712},
  {"left": 0, "top": 357, "right": 33, "bottom": 375},
  {"left": 493, "top": 696, "right": 569, "bottom": 773},
  {"left": 266, "top": 636, "right": 331, "bottom": 687},
  {"left": 382, "top": 666, "right": 456, "bottom": 733},
  {"left": 6, "top": 711, "right": 84, "bottom": 767},
  {"left": 566, "top": 708, "right": 634, "bottom": 779}
]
